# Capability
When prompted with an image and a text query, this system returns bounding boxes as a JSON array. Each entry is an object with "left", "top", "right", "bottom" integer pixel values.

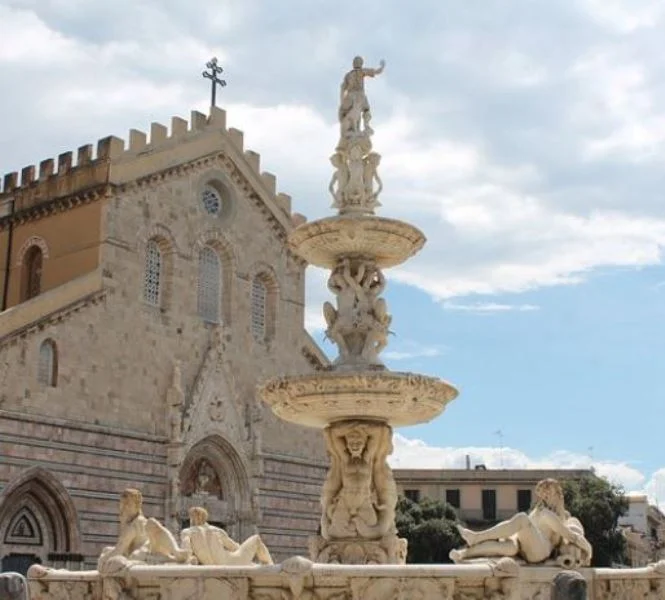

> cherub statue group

[
  {"left": 329, "top": 57, "right": 385, "bottom": 214},
  {"left": 97, "top": 488, "right": 273, "bottom": 573},
  {"left": 323, "top": 258, "right": 392, "bottom": 367}
]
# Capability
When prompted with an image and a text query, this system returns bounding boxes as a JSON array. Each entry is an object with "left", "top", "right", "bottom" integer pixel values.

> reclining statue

[
  {"left": 98, "top": 488, "right": 189, "bottom": 572},
  {"left": 450, "top": 478, "right": 592, "bottom": 567},
  {"left": 180, "top": 506, "right": 273, "bottom": 566}
]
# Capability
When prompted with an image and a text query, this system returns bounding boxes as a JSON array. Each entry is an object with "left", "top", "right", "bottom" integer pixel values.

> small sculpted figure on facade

[
  {"left": 450, "top": 478, "right": 593, "bottom": 567},
  {"left": 339, "top": 56, "right": 385, "bottom": 138},
  {"left": 97, "top": 488, "right": 189, "bottom": 572},
  {"left": 180, "top": 506, "right": 273, "bottom": 566},
  {"left": 321, "top": 421, "right": 396, "bottom": 540}
]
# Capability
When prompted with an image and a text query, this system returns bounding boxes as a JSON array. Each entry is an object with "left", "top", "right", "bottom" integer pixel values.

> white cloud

[
  {"left": 390, "top": 434, "right": 663, "bottom": 509},
  {"left": 4, "top": 0, "right": 665, "bottom": 306},
  {"left": 442, "top": 302, "right": 540, "bottom": 313},
  {"left": 383, "top": 342, "right": 446, "bottom": 361},
  {"left": 645, "top": 469, "right": 665, "bottom": 509},
  {"left": 581, "top": 0, "right": 665, "bottom": 33}
]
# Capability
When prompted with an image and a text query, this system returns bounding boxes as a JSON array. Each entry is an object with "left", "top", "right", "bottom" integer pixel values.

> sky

[{"left": 1, "top": 0, "right": 664, "bottom": 508}]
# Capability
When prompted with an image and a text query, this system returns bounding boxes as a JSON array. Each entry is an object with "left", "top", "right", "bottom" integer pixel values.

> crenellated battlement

[{"left": 0, "top": 106, "right": 293, "bottom": 221}]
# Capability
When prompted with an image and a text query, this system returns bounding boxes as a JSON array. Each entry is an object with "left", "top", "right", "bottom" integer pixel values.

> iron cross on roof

[{"left": 202, "top": 57, "right": 227, "bottom": 107}]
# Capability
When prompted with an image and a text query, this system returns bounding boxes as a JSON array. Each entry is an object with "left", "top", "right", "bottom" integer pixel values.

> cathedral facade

[{"left": 0, "top": 106, "right": 329, "bottom": 573}]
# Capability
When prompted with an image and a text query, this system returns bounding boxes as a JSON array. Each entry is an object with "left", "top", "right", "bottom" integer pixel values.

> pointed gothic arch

[
  {"left": 0, "top": 466, "right": 82, "bottom": 570},
  {"left": 179, "top": 435, "right": 254, "bottom": 540},
  {"left": 180, "top": 435, "right": 250, "bottom": 506}
]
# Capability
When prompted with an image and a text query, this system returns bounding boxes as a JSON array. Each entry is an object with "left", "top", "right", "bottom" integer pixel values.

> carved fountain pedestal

[{"left": 260, "top": 57, "right": 458, "bottom": 565}]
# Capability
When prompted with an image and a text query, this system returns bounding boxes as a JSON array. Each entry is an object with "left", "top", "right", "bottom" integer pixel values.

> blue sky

[{"left": 1, "top": 0, "right": 664, "bottom": 504}]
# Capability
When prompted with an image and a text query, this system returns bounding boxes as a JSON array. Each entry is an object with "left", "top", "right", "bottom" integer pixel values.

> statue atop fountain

[
  {"left": 261, "top": 57, "right": 459, "bottom": 564},
  {"left": 329, "top": 57, "right": 385, "bottom": 216}
]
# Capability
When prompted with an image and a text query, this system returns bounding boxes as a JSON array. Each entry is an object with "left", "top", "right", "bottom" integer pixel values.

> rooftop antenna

[{"left": 203, "top": 57, "right": 227, "bottom": 108}]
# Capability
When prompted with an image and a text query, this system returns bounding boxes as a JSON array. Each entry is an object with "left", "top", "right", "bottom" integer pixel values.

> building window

[
  {"left": 517, "top": 489, "right": 532, "bottom": 513},
  {"left": 201, "top": 185, "right": 222, "bottom": 216},
  {"left": 482, "top": 489, "right": 497, "bottom": 521},
  {"left": 143, "top": 240, "right": 162, "bottom": 306},
  {"left": 37, "top": 339, "right": 57, "bottom": 387},
  {"left": 446, "top": 488, "right": 461, "bottom": 509},
  {"left": 251, "top": 276, "right": 267, "bottom": 341},
  {"left": 22, "top": 246, "right": 43, "bottom": 301},
  {"left": 197, "top": 247, "right": 221, "bottom": 323},
  {"left": 404, "top": 489, "right": 421, "bottom": 503}
]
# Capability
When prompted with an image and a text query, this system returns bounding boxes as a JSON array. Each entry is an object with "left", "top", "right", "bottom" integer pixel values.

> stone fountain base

[
  {"left": 26, "top": 558, "right": 665, "bottom": 600},
  {"left": 308, "top": 533, "right": 407, "bottom": 565}
]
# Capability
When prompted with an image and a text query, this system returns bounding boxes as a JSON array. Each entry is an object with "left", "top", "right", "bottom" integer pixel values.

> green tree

[
  {"left": 562, "top": 475, "right": 629, "bottom": 567},
  {"left": 395, "top": 495, "right": 463, "bottom": 564}
]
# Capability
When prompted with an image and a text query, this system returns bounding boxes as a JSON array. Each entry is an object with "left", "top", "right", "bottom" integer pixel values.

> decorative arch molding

[
  {"left": 16, "top": 236, "right": 50, "bottom": 266},
  {"left": 179, "top": 435, "right": 252, "bottom": 522},
  {"left": 135, "top": 222, "right": 180, "bottom": 257},
  {"left": 0, "top": 466, "right": 82, "bottom": 554},
  {"left": 191, "top": 229, "right": 236, "bottom": 267}
]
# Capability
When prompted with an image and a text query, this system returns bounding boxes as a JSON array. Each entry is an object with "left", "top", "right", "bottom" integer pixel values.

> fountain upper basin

[{"left": 288, "top": 215, "right": 426, "bottom": 269}]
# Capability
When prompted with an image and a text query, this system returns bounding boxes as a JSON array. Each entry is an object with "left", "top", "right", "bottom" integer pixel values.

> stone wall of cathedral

[{"left": 0, "top": 109, "right": 329, "bottom": 572}]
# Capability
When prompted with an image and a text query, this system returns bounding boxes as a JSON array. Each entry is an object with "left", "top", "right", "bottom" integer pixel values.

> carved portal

[{"left": 323, "top": 258, "right": 391, "bottom": 369}]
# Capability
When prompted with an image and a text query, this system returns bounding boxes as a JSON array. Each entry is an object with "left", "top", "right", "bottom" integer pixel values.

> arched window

[
  {"left": 22, "top": 246, "right": 43, "bottom": 301},
  {"left": 251, "top": 276, "right": 268, "bottom": 342},
  {"left": 143, "top": 240, "right": 162, "bottom": 306},
  {"left": 37, "top": 339, "right": 57, "bottom": 387},
  {"left": 197, "top": 246, "right": 221, "bottom": 323}
]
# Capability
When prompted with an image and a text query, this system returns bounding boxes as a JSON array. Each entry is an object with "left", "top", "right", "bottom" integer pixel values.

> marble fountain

[{"left": 13, "top": 57, "right": 665, "bottom": 600}]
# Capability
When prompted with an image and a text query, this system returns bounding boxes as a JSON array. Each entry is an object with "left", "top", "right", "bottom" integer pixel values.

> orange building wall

[{"left": 0, "top": 201, "right": 104, "bottom": 310}]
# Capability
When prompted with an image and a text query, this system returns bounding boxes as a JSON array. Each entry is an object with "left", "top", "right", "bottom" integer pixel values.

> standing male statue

[{"left": 339, "top": 56, "right": 386, "bottom": 137}]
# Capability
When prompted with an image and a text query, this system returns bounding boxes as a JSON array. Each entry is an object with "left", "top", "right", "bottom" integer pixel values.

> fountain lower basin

[{"left": 259, "top": 370, "right": 458, "bottom": 428}]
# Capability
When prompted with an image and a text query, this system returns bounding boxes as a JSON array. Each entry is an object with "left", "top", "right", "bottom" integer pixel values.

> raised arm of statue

[
  {"left": 331, "top": 427, "right": 352, "bottom": 464},
  {"left": 364, "top": 59, "right": 386, "bottom": 77},
  {"left": 539, "top": 508, "right": 591, "bottom": 555},
  {"left": 364, "top": 428, "right": 381, "bottom": 463},
  {"left": 321, "top": 429, "right": 343, "bottom": 521}
]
